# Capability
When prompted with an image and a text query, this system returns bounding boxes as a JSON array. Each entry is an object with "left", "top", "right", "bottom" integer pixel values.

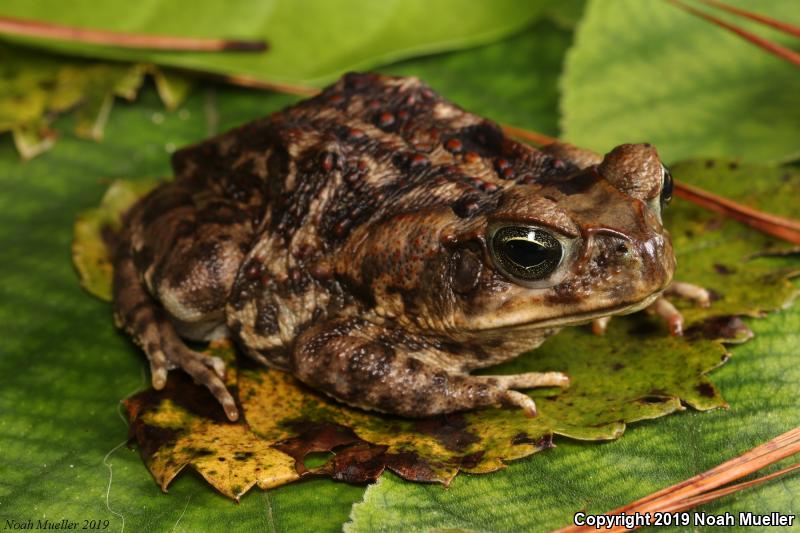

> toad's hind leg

[
  {"left": 113, "top": 182, "right": 255, "bottom": 421},
  {"left": 114, "top": 246, "right": 239, "bottom": 421},
  {"left": 292, "top": 319, "right": 569, "bottom": 418}
]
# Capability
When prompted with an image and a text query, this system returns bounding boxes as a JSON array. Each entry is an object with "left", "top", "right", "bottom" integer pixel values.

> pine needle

[
  {"left": 553, "top": 427, "right": 800, "bottom": 532},
  {"left": 667, "top": 0, "right": 800, "bottom": 67}
]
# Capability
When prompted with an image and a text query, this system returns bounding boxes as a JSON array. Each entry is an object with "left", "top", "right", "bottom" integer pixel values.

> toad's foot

[
  {"left": 488, "top": 372, "right": 570, "bottom": 417},
  {"left": 153, "top": 328, "right": 237, "bottom": 420},
  {"left": 114, "top": 248, "right": 239, "bottom": 421},
  {"left": 591, "top": 316, "right": 612, "bottom": 335},
  {"left": 593, "top": 281, "right": 712, "bottom": 336},
  {"left": 664, "top": 281, "right": 712, "bottom": 307},
  {"left": 647, "top": 281, "right": 711, "bottom": 336},
  {"left": 293, "top": 318, "right": 569, "bottom": 418}
]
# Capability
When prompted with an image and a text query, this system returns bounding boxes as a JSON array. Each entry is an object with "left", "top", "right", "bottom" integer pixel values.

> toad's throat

[{"left": 470, "top": 292, "right": 662, "bottom": 333}]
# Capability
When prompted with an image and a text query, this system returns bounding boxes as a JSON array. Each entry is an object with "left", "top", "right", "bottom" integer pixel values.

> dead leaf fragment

[{"left": 0, "top": 44, "right": 193, "bottom": 158}]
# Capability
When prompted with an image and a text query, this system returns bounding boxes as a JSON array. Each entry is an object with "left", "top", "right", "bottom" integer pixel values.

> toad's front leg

[
  {"left": 646, "top": 281, "right": 711, "bottom": 336},
  {"left": 292, "top": 318, "right": 568, "bottom": 418}
]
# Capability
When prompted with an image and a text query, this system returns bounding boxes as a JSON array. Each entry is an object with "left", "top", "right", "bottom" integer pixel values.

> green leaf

[
  {"left": 0, "top": 0, "right": 552, "bottom": 86},
  {"left": 561, "top": 0, "right": 800, "bottom": 164},
  {"left": 5, "top": 8, "right": 798, "bottom": 529},
  {"left": 383, "top": 19, "right": 572, "bottom": 138},
  {"left": 665, "top": 160, "right": 800, "bottom": 325}
]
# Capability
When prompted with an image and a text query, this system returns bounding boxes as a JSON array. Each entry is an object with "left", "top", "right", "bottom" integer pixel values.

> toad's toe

[
  {"left": 666, "top": 281, "right": 711, "bottom": 308},
  {"left": 647, "top": 296, "right": 683, "bottom": 336},
  {"left": 167, "top": 346, "right": 239, "bottom": 421},
  {"left": 502, "top": 391, "right": 538, "bottom": 417}
]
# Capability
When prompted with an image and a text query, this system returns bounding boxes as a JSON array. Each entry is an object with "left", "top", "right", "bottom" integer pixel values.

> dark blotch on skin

[
  {"left": 550, "top": 171, "right": 600, "bottom": 195},
  {"left": 450, "top": 249, "right": 483, "bottom": 294},
  {"left": 255, "top": 299, "right": 280, "bottom": 335},
  {"left": 451, "top": 194, "right": 482, "bottom": 218},
  {"left": 547, "top": 282, "right": 582, "bottom": 305}
]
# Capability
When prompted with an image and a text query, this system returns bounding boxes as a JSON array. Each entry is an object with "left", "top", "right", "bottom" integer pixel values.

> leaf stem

[
  {"left": 212, "top": 73, "right": 321, "bottom": 96},
  {"left": 696, "top": 0, "right": 800, "bottom": 39},
  {"left": 0, "top": 15, "right": 267, "bottom": 52},
  {"left": 675, "top": 180, "right": 800, "bottom": 245}
]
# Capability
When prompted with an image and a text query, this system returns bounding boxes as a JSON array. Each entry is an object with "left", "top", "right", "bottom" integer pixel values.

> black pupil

[
  {"left": 492, "top": 227, "right": 562, "bottom": 281},
  {"left": 504, "top": 239, "right": 560, "bottom": 268}
]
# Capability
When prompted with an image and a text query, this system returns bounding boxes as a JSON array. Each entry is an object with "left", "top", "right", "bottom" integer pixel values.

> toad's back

[
  {"left": 171, "top": 72, "right": 572, "bottom": 248},
  {"left": 163, "top": 73, "right": 575, "bottom": 362}
]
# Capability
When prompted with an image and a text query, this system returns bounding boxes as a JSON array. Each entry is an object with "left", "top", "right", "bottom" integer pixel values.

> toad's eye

[
  {"left": 489, "top": 226, "right": 563, "bottom": 282},
  {"left": 660, "top": 164, "right": 674, "bottom": 207}
]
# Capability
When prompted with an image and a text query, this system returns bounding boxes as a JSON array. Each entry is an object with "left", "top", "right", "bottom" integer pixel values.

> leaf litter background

[{"left": 1, "top": 1, "right": 799, "bottom": 532}]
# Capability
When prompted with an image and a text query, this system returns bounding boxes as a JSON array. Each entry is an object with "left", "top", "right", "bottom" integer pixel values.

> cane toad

[{"left": 113, "top": 72, "right": 695, "bottom": 422}]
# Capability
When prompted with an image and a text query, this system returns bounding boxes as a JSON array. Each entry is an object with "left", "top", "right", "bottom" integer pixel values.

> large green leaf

[
  {"left": 383, "top": 19, "right": 574, "bottom": 137},
  {"left": 0, "top": 0, "right": 551, "bottom": 86},
  {"left": 0, "top": 23, "right": 578, "bottom": 531},
  {"left": 561, "top": 0, "right": 800, "bottom": 164}
]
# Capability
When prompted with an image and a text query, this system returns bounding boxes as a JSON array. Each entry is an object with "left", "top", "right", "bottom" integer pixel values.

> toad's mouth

[{"left": 468, "top": 292, "right": 662, "bottom": 333}]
